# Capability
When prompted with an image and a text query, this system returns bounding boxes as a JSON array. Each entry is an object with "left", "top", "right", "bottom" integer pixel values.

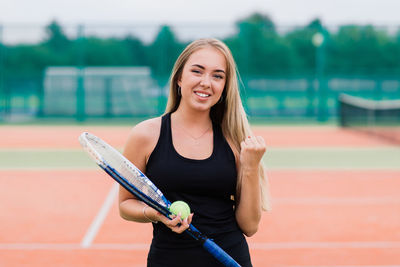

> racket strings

[{"left": 86, "top": 135, "right": 167, "bottom": 208}]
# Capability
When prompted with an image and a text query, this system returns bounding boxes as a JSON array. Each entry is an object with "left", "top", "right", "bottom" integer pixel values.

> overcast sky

[
  {"left": 1, "top": 0, "right": 399, "bottom": 26},
  {"left": 1, "top": 0, "right": 399, "bottom": 44}
]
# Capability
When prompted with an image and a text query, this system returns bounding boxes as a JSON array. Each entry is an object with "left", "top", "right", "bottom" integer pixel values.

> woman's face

[{"left": 177, "top": 47, "right": 227, "bottom": 112}]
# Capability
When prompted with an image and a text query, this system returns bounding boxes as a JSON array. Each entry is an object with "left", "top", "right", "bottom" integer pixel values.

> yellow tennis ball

[{"left": 169, "top": 201, "right": 191, "bottom": 220}]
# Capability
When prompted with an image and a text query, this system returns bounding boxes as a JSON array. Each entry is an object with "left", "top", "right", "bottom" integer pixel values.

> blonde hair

[{"left": 165, "top": 38, "right": 271, "bottom": 211}]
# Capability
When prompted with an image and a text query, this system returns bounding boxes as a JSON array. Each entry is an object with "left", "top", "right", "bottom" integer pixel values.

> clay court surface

[{"left": 1, "top": 125, "right": 399, "bottom": 266}]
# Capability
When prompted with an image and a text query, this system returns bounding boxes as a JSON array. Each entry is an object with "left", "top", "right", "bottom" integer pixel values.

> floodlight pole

[{"left": 313, "top": 29, "right": 327, "bottom": 122}]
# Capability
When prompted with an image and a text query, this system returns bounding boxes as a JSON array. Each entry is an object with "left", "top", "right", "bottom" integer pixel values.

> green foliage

[
  {"left": 83, "top": 37, "right": 134, "bottom": 66},
  {"left": 2, "top": 15, "right": 400, "bottom": 82},
  {"left": 328, "top": 25, "right": 393, "bottom": 74},
  {"left": 227, "top": 13, "right": 298, "bottom": 75},
  {"left": 147, "top": 25, "right": 184, "bottom": 77},
  {"left": 284, "top": 19, "right": 323, "bottom": 74},
  {"left": 124, "top": 36, "right": 148, "bottom": 66},
  {"left": 44, "top": 20, "right": 71, "bottom": 53}
]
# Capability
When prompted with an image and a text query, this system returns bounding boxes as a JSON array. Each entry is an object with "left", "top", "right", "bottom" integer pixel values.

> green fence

[
  {"left": 3, "top": 70, "right": 399, "bottom": 122},
  {"left": 1, "top": 20, "right": 400, "bottom": 122}
]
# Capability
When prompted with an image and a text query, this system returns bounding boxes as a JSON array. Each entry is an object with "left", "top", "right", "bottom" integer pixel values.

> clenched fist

[{"left": 239, "top": 135, "right": 266, "bottom": 170}]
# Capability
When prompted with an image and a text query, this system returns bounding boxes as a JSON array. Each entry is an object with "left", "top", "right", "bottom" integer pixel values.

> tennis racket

[{"left": 79, "top": 132, "right": 241, "bottom": 267}]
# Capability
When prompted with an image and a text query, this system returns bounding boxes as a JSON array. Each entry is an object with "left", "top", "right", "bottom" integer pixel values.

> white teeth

[{"left": 195, "top": 92, "right": 209, "bottom": 97}]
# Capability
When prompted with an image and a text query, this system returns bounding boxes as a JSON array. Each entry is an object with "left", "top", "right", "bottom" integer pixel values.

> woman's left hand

[{"left": 239, "top": 135, "right": 266, "bottom": 171}]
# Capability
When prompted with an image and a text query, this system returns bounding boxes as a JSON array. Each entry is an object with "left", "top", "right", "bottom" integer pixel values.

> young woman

[{"left": 119, "top": 38, "right": 271, "bottom": 267}]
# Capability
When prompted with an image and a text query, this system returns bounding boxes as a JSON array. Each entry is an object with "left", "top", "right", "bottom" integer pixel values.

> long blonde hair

[{"left": 165, "top": 38, "right": 271, "bottom": 211}]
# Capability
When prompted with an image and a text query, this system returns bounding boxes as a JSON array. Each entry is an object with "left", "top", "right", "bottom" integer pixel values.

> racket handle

[{"left": 202, "top": 238, "right": 242, "bottom": 267}]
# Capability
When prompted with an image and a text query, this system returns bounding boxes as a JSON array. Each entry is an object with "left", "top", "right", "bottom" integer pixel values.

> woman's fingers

[
  {"left": 163, "top": 213, "right": 193, "bottom": 234},
  {"left": 165, "top": 213, "right": 182, "bottom": 226},
  {"left": 240, "top": 135, "right": 267, "bottom": 168}
]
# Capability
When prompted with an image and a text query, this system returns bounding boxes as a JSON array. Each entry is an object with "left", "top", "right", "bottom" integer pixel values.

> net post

[{"left": 338, "top": 94, "right": 345, "bottom": 127}]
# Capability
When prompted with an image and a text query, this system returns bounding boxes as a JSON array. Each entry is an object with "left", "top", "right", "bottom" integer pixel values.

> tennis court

[{"left": 1, "top": 125, "right": 399, "bottom": 266}]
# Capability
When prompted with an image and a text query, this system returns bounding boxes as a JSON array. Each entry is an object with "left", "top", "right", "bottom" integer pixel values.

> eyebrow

[{"left": 191, "top": 64, "right": 225, "bottom": 74}]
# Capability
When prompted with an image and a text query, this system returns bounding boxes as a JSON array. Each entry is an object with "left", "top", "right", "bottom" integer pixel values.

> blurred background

[{"left": 0, "top": 0, "right": 399, "bottom": 125}]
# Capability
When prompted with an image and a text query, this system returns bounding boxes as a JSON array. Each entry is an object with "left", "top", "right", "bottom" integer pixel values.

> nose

[{"left": 200, "top": 74, "right": 211, "bottom": 88}]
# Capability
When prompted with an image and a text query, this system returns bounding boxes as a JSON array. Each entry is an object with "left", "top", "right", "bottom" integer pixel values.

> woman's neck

[{"left": 172, "top": 106, "right": 212, "bottom": 129}]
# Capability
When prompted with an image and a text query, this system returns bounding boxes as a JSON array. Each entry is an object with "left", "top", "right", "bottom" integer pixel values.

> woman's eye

[
  {"left": 214, "top": 75, "right": 224, "bottom": 79},
  {"left": 191, "top": 70, "right": 201, "bottom": 74}
]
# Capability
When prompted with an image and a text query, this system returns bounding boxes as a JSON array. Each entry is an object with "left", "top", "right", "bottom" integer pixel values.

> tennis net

[{"left": 338, "top": 94, "right": 400, "bottom": 144}]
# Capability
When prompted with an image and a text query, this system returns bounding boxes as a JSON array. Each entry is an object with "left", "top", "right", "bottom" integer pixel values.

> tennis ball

[{"left": 169, "top": 201, "right": 191, "bottom": 220}]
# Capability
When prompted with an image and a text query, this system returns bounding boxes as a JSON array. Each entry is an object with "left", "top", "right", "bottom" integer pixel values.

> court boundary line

[
  {"left": 80, "top": 182, "right": 119, "bottom": 248},
  {"left": 273, "top": 197, "right": 400, "bottom": 204}
]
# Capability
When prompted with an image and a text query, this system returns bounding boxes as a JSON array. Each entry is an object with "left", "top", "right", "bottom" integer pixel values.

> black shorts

[{"left": 147, "top": 230, "right": 252, "bottom": 267}]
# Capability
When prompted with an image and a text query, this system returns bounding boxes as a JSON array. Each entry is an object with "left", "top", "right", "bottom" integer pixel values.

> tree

[
  {"left": 147, "top": 25, "right": 184, "bottom": 78},
  {"left": 81, "top": 37, "right": 133, "bottom": 66},
  {"left": 124, "top": 36, "right": 148, "bottom": 66},
  {"left": 227, "top": 12, "right": 297, "bottom": 75},
  {"left": 284, "top": 18, "right": 324, "bottom": 74},
  {"left": 44, "top": 20, "right": 70, "bottom": 53},
  {"left": 328, "top": 25, "right": 391, "bottom": 74}
]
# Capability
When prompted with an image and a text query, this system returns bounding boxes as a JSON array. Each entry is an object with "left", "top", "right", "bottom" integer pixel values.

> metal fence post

[
  {"left": 306, "top": 77, "right": 316, "bottom": 117},
  {"left": 0, "top": 24, "right": 9, "bottom": 121},
  {"left": 104, "top": 76, "right": 112, "bottom": 118},
  {"left": 0, "top": 24, "right": 3, "bottom": 121},
  {"left": 76, "top": 24, "right": 85, "bottom": 121}
]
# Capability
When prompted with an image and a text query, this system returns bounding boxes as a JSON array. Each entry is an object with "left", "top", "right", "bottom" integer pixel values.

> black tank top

[{"left": 146, "top": 112, "right": 240, "bottom": 248}]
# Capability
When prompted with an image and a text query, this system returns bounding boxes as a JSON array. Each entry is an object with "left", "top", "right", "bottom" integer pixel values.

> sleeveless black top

[{"left": 146, "top": 113, "right": 240, "bottom": 248}]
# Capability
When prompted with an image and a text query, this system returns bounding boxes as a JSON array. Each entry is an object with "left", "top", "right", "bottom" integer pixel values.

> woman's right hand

[{"left": 146, "top": 206, "right": 194, "bottom": 234}]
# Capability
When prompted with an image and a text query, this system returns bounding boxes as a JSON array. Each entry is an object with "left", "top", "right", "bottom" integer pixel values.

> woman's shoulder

[
  {"left": 127, "top": 116, "right": 162, "bottom": 144},
  {"left": 123, "top": 117, "right": 162, "bottom": 161},
  {"left": 132, "top": 117, "right": 162, "bottom": 133}
]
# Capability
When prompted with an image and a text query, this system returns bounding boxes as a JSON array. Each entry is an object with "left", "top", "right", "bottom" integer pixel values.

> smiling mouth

[{"left": 195, "top": 92, "right": 210, "bottom": 98}]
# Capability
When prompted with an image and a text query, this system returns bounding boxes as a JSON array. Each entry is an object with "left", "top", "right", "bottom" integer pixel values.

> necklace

[{"left": 178, "top": 124, "right": 211, "bottom": 140}]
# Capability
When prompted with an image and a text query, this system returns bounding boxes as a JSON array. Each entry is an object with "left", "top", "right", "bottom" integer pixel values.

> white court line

[
  {"left": 249, "top": 242, "right": 400, "bottom": 249},
  {"left": 273, "top": 197, "right": 400, "bottom": 204},
  {"left": 0, "top": 244, "right": 80, "bottom": 250},
  {"left": 80, "top": 182, "right": 119, "bottom": 248},
  {"left": 2, "top": 242, "right": 400, "bottom": 250}
]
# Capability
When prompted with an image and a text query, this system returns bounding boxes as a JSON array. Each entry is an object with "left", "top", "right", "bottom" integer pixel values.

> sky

[
  {"left": 0, "top": 0, "right": 399, "bottom": 43},
  {"left": 1, "top": 0, "right": 399, "bottom": 25}
]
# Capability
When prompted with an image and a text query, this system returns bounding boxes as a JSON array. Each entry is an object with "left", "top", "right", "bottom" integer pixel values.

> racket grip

[{"left": 202, "top": 238, "right": 242, "bottom": 267}]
